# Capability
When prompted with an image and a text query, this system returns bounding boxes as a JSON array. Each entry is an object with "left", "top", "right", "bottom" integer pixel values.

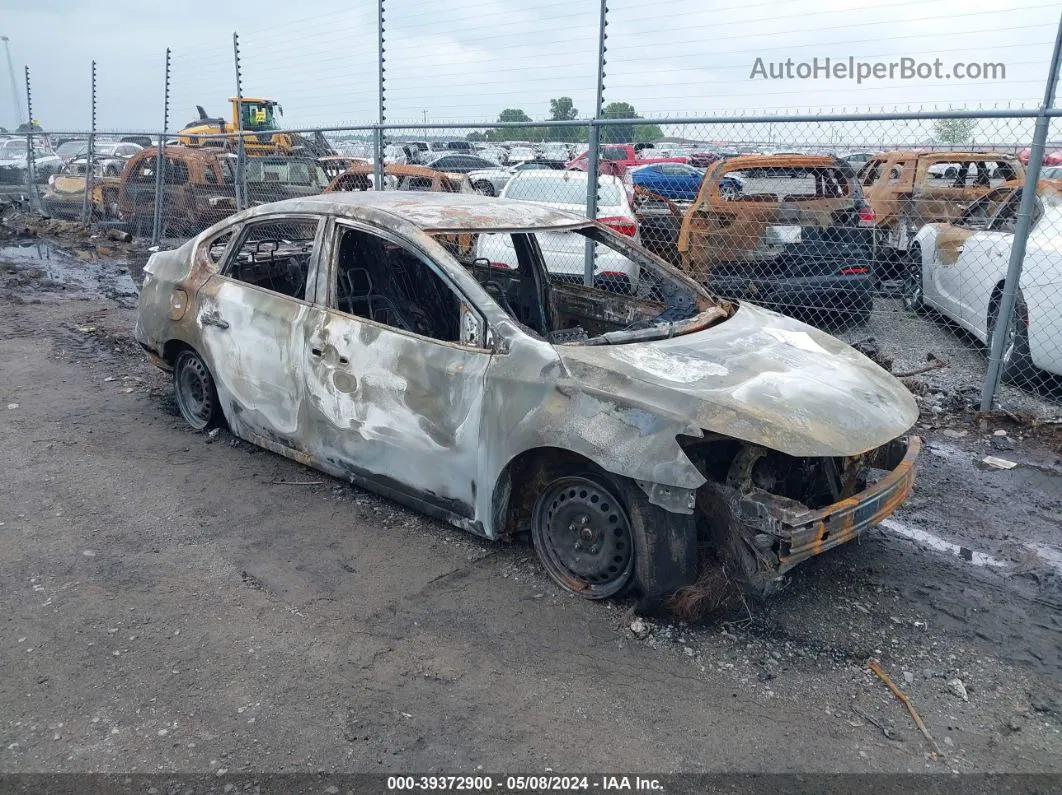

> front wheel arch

[{"left": 491, "top": 446, "right": 699, "bottom": 607}]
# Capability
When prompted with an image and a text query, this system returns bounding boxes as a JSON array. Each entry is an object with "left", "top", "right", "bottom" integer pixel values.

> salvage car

[
  {"left": 909, "top": 179, "right": 1062, "bottom": 382},
  {"left": 41, "top": 155, "right": 121, "bottom": 221},
  {"left": 466, "top": 159, "right": 565, "bottom": 197},
  {"left": 626, "top": 162, "right": 743, "bottom": 202},
  {"left": 858, "top": 151, "right": 1024, "bottom": 269},
  {"left": 135, "top": 192, "right": 920, "bottom": 607},
  {"left": 638, "top": 155, "right": 876, "bottom": 327},
  {"left": 483, "top": 169, "right": 641, "bottom": 291},
  {"left": 119, "top": 146, "right": 237, "bottom": 237},
  {"left": 0, "top": 137, "right": 63, "bottom": 183},
  {"left": 324, "top": 163, "right": 474, "bottom": 194}
]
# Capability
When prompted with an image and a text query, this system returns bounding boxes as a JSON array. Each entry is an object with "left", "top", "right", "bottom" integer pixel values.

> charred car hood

[{"left": 556, "top": 303, "right": 918, "bottom": 458}]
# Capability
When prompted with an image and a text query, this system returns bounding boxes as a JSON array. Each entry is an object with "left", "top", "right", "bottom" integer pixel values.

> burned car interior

[
  {"left": 431, "top": 227, "right": 713, "bottom": 345},
  {"left": 333, "top": 227, "right": 462, "bottom": 342},
  {"left": 224, "top": 219, "right": 318, "bottom": 300}
]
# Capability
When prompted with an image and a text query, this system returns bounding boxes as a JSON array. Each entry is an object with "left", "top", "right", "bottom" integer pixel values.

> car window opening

[
  {"left": 224, "top": 219, "right": 317, "bottom": 300},
  {"left": 333, "top": 228, "right": 461, "bottom": 343}
]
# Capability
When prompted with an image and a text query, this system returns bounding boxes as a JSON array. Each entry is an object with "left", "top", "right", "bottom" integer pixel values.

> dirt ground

[{"left": 1, "top": 238, "right": 1060, "bottom": 777}]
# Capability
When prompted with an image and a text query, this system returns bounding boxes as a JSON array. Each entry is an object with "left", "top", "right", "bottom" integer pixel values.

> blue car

[{"left": 629, "top": 163, "right": 743, "bottom": 201}]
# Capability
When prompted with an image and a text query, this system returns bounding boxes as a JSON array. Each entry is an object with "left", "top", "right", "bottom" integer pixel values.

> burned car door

[
  {"left": 300, "top": 220, "right": 492, "bottom": 524},
  {"left": 196, "top": 215, "right": 324, "bottom": 452}
]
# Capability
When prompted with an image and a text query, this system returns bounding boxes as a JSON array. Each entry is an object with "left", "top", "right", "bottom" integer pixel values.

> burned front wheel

[
  {"left": 532, "top": 475, "right": 635, "bottom": 599},
  {"left": 173, "top": 349, "right": 223, "bottom": 431}
]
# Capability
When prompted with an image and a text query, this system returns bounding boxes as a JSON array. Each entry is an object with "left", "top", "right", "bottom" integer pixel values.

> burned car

[
  {"left": 41, "top": 155, "right": 122, "bottom": 221},
  {"left": 324, "top": 162, "right": 473, "bottom": 194},
  {"left": 639, "top": 155, "right": 877, "bottom": 327},
  {"left": 858, "top": 151, "right": 1024, "bottom": 275},
  {"left": 135, "top": 193, "right": 919, "bottom": 607},
  {"left": 120, "top": 146, "right": 237, "bottom": 237}
]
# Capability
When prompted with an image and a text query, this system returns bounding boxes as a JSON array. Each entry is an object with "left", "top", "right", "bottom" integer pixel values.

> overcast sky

[{"left": 1, "top": 0, "right": 1059, "bottom": 136}]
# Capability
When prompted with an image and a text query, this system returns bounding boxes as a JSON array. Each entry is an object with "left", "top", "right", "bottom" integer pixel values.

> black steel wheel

[
  {"left": 532, "top": 475, "right": 635, "bottom": 599},
  {"left": 173, "top": 349, "right": 222, "bottom": 431}
]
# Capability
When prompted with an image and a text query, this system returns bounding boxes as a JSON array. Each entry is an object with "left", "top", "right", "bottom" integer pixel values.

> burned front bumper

[{"left": 734, "top": 436, "right": 921, "bottom": 573}]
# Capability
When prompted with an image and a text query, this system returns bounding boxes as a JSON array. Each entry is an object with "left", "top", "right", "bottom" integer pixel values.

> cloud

[{"left": 0, "top": 0, "right": 1057, "bottom": 133}]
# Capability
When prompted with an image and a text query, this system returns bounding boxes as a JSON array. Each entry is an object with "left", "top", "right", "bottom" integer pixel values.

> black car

[{"left": 421, "top": 154, "right": 501, "bottom": 173}]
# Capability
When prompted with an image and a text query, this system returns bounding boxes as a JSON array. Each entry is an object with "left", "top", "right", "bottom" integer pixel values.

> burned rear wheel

[
  {"left": 173, "top": 349, "right": 222, "bottom": 431},
  {"left": 532, "top": 475, "right": 635, "bottom": 599}
]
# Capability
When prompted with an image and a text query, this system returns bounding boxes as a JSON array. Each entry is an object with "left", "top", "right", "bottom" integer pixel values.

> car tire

[
  {"left": 987, "top": 292, "right": 1033, "bottom": 384},
  {"left": 531, "top": 473, "right": 636, "bottom": 600},
  {"left": 719, "top": 182, "right": 739, "bottom": 200},
  {"left": 530, "top": 471, "right": 698, "bottom": 607},
  {"left": 902, "top": 244, "right": 924, "bottom": 312},
  {"left": 173, "top": 349, "right": 224, "bottom": 431},
  {"left": 473, "top": 180, "right": 495, "bottom": 197}
]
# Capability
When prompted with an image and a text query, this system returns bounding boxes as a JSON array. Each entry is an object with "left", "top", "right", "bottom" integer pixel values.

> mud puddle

[{"left": 0, "top": 239, "right": 138, "bottom": 307}]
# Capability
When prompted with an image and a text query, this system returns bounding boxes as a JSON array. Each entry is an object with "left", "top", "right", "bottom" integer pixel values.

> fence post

[
  {"left": 232, "top": 32, "right": 247, "bottom": 211},
  {"left": 80, "top": 60, "right": 96, "bottom": 225},
  {"left": 584, "top": 0, "right": 608, "bottom": 287},
  {"left": 374, "top": 0, "right": 386, "bottom": 191},
  {"left": 23, "top": 66, "right": 41, "bottom": 212},
  {"left": 151, "top": 48, "right": 171, "bottom": 246},
  {"left": 979, "top": 13, "right": 1062, "bottom": 411}
]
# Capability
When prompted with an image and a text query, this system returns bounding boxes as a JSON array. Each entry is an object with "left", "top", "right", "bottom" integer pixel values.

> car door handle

[
  {"left": 310, "top": 346, "right": 349, "bottom": 366},
  {"left": 200, "top": 311, "right": 229, "bottom": 330}
]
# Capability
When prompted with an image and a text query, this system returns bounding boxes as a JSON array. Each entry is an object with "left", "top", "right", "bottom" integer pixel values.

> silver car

[{"left": 135, "top": 192, "right": 920, "bottom": 609}]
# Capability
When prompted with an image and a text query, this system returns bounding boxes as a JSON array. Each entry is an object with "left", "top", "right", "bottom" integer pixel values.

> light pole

[{"left": 1, "top": 36, "right": 25, "bottom": 129}]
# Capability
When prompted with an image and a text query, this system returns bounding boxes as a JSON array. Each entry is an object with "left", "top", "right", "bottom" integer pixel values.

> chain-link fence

[{"left": 4, "top": 4, "right": 1062, "bottom": 415}]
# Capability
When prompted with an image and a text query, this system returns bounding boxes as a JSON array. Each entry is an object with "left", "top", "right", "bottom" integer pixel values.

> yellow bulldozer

[{"left": 176, "top": 98, "right": 333, "bottom": 157}]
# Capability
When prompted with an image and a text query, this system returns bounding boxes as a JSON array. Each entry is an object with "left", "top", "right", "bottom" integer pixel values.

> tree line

[{"left": 466, "top": 97, "right": 665, "bottom": 144}]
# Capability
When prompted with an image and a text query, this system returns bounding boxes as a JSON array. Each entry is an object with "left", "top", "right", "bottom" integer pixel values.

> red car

[
  {"left": 566, "top": 143, "right": 688, "bottom": 177},
  {"left": 1017, "top": 147, "right": 1062, "bottom": 166}
]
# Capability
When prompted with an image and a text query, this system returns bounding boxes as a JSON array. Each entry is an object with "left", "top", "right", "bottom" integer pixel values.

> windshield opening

[{"left": 430, "top": 225, "right": 724, "bottom": 345}]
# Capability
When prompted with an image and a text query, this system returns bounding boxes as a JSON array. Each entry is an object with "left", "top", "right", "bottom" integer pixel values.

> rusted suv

[
  {"left": 858, "top": 151, "right": 1024, "bottom": 264},
  {"left": 639, "top": 155, "right": 876, "bottom": 326},
  {"left": 119, "top": 146, "right": 237, "bottom": 237}
]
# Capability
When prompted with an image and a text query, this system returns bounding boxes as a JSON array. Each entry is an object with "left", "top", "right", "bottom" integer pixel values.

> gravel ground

[{"left": 839, "top": 297, "right": 1062, "bottom": 421}]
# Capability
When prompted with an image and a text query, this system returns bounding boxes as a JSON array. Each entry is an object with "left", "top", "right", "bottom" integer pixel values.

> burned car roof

[
  {"left": 256, "top": 191, "right": 594, "bottom": 232},
  {"left": 714, "top": 154, "right": 848, "bottom": 171}
]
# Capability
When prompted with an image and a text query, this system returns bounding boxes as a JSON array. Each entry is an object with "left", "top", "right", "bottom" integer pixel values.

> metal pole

[
  {"left": 23, "top": 66, "right": 40, "bottom": 211},
  {"left": 80, "top": 61, "right": 96, "bottom": 225},
  {"left": 151, "top": 48, "right": 171, "bottom": 245},
  {"left": 2, "top": 37, "right": 24, "bottom": 128},
  {"left": 584, "top": 0, "right": 607, "bottom": 287},
  {"left": 979, "top": 12, "right": 1062, "bottom": 411},
  {"left": 374, "top": 0, "right": 386, "bottom": 191},
  {"left": 233, "top": 32, "right": 247, "bottom": 211}
]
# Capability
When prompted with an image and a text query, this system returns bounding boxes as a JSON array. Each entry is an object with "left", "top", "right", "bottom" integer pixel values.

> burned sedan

[{"left": 135, "top": 192, "right": 920, "bottom": 608}]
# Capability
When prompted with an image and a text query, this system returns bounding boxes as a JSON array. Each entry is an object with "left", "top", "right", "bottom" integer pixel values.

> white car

[
  {"left": 0, "top": 137, "right": 63, "bottom": 182},
  {"left": 466, "top": 160, "right": 562, "bottom": 197},
  {"left": 539, "top": 143, "right": 572, "bottom": 162},
  {"left": 507, "top": 145, "right": 536, "bottom": 163},
  {"left": 476, "top": 170, "right": 641, "bottom": 291},
  {"left": 909, "top": 180, "right": 1062, "bottom": 381}
]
